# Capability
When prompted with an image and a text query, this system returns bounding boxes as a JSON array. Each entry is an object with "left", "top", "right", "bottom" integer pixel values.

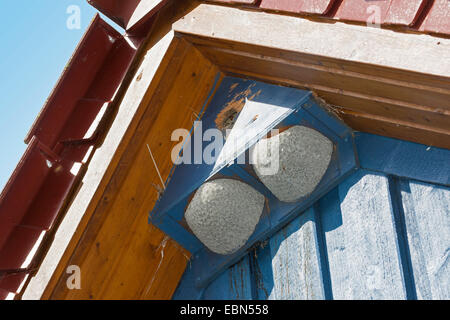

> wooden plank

[
  {"left": 41, "top": 36, "right": 190, "bottom": 300},
  {"left": 318, "top": 171, "right": 406, "bottom": 299},
  {"left": 23, "top": 24, "right": 180, "bottom": 301},
  {"left": 202, "top": 256, "right": 253, "bottom": 300},
  {"left": 57, "top": 43, "right": 220, "bottom": 299},
  {"left": 180, "top": 34, "right": 450, "bottom": 92},
  {"left": 198, "top": 45, "right": 450, "bottom": 113},
  {"left": 190, "top": 46, "right": 450, "bottom": 144},
  {"left": 23, "top": 0, "right": 220, "bottom": 299},
  {"left": 173, "top": 3, "right": 450, "bottom": 149},
  {"left": 399, "top": 179, "right": 450, "bottom": 299},
  {"left": 212, "top": 63, "right": 450, "bottom": 149},
  {"left": 339, "top": 111, "right": 450, "bottom": 150},
  {"left": 174, "top": 4, "right": 450, "bottom": 78},
  {"left": 314, "top": 89, "right": 450, "bottom": 131},
  {"left": 250, "top": 242, "right": 274, "bottom": 300},
  {"left": 263, "top": 208, "right": 325, "bottom": 300},
  {"left": 355, "top": 132, "right": 450, "bottom": 186}
]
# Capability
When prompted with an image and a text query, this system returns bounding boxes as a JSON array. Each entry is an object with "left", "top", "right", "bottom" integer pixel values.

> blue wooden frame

[
  {"left": 355, "top": 133, "right": 450, "bottom": 186},
  {"left": 149, "top": 77, "right": 359, "bottom": 292},
  {"left": 173, "top": 132, "right": 450, "bottom": 299}
]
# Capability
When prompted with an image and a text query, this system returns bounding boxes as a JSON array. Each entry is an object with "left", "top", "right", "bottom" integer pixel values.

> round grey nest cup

[
  {"left": 185, "top": 179, "right": 265, "bottom": 255},
  {"left": 252, "top": 125, "right": 333, "bottom": 202}
]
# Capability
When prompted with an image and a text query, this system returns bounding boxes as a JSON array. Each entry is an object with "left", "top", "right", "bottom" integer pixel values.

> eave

[
  {"left": 0, "top": 12, "right": 152, "bottom": 299},
  {"left": 174, "top": 4, "right": 450, "bottom": 148}
]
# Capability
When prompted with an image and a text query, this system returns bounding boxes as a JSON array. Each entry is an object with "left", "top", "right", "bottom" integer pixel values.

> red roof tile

[
  {"left": 384, "top": 0, "right": 428, "bottom": 26},
  {"left": 260, "top": 0, "right": 336, "bottom": 15},
  {"left": 334, "top": 0, "right": 428, "bottom": 27},
  {"left": 0, "top": 137, "right": 75, "bottom": 296},
  {"left": 419, "top": 0, "right": 450, "bottom": 34},
  {"left": 0, "top": 14, "right": 142, "bottom": 299},
  {"left": 209, "top": 0, "right": 449, "bottom": 36},
  {"left": 209, "top": 0, "right": 257, "bottom": 4},
  {"left": 87, "top": 0, "right": 169, "bottom": 33}
]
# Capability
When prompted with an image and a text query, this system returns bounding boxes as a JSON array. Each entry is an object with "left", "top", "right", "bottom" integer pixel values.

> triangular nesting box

[{"left": 149, "top": 77, "right": 358, "bottom": 288}]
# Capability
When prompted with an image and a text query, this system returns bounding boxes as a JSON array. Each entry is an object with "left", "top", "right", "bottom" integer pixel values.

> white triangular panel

[{"left": 212, "top": 98, "right": 293, "bottom": 175}]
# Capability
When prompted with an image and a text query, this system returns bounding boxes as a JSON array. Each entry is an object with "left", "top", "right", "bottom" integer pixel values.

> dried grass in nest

[
  {"left": 215, "top": 98, "right": 245, "bottom": 130},
  {"left": 311, "top": 91, "right": 345, "bottom": 121},
  {"left": 215, "top": 83, "right": 261, "bottom": 131}
]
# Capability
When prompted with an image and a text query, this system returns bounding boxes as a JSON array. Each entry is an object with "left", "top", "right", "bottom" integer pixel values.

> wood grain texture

[
  {"left": 318, "top": 171, "right": 406, "bottom": 299},
  {"left": 174, "top": 3, "right": 450, "bottom": 149},
  {"left": 180, "top": 34, "right": 450, "bottom": 92},
  {"left": 23, "top": 21, "right": 178, "bottom": 301},
  {"left": 399, "top": 180, "right": 450, "bottom": 300},
  {"left": 263, "top": 208, "right": 325, "bottom": 300},
  {"left": 189, "top": 170, "right": 449, "bottom": 301},
  {"left": 191, "top": 46, "right": 450, "bottom": 149},
  {"left": 174, "top": 133, "right": 448, "bottom": 300},
  {"left": 174, "top": 4, "right": 450, "bottom": 78},
  {"left": 355, "top": 132, "right": 450, "bottom": 186},
  {"left": 197, "top": 46, "right": 450, "bottom": 113},
  {"left": 339, "top": 111, "right": 450, "bottom": 149},
  {"left": 23, "top": 0, "right": 222, "bottom": 300},
  {"left": 203, "top": 256, "right": 253, "bottom": 300},
  {"left": 55, "top": 41, "right": 219, "bottom": 300}
]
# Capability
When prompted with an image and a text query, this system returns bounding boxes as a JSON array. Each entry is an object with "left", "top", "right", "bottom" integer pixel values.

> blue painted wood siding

[
  {"left": 197, "top": 171, "right": 449, "bottom": 300},
  {"left": 174, "top": 134, "right": 450, "bottom": 300}
]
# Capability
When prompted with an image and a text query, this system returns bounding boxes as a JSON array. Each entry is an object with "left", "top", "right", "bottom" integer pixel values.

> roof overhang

[
  {"left": 0, "top": 13, "right": 146, "bottom": 299},
  {"left": 174, "top": 3, "right": 450, "bottom": 149},
  {"left": 87, "top": 0, "right": 168, "bottom": 34}
]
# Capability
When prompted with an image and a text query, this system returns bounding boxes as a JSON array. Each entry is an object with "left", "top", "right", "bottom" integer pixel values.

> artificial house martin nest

[
  {"left": 252, "top": 125, "right": 333, "bottom": 202},
  {"left": 185, "top": 179, "right": 265, "bottom": 255}
]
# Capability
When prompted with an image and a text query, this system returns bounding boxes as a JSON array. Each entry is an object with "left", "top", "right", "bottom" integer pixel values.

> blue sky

[{"left": 0, "top": 1, "right": 120, "bottom": 191}]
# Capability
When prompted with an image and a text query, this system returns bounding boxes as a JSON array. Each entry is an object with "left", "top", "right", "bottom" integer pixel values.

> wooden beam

[
  {"left": 195, "top": 46, "right": 449, "bottom": 129},
  {"left": 174, "top": 4, "right": 450, "bottom": 77},
  {"left": 174, "top": 3, "right": 450, "bottom": 149},
  {"left": 48, "top": 38, "right": 219, "bottom": 300}
]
